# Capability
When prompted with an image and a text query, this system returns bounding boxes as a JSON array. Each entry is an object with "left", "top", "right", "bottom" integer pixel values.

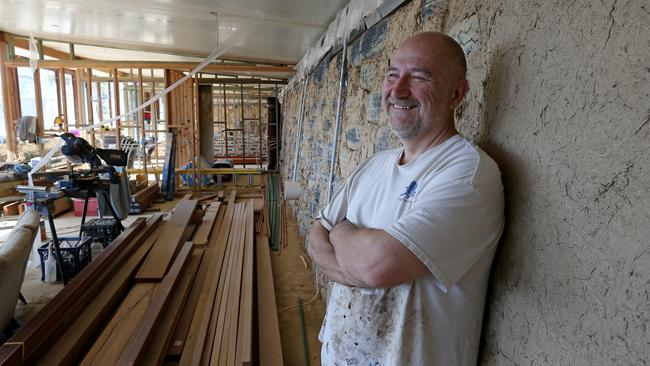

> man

[{"left": 308, "top": 32, "right": 505, "bottom": 365}]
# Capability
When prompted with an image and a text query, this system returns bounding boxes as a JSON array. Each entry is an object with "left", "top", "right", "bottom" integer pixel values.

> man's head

[{"left": 382, "top": 32, "right": 468, "bottom": 142}]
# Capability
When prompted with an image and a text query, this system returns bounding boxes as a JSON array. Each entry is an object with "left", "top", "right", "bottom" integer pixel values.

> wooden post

[
  {"left": 33, "top": 68, "right": 45, "bottom": 155},
  {"left": 240, "top": 83, "right": 245, "bottom": 168},
  {"left": 108, "top": 79, "right": 113, "bottom": 119},
  {"left": 258, "top": 82, "right": 262, "bottom": 167},
  {"left": 113, "top": 68, "right": 121, "bottom": 148},
  {"left": 223, "top": 83, "right": 228, "bottom": 159},
  {"left": 59, "top": 69, "right": 68, "bottom": 132},
  {"left": 193, "top": 74, "right": 199, "bottom": 192},
  {"left": 151, "top": 69, "right": 159, "bottom": 174},
  {"left": 96, "top": 81, "right": 103, "bottom": 123},
  {"left": 74, "top": 69, "right": 84, "bottom": 128},
  {"left": 55, "top": 68, "right": 63, "bottom": 117},
  {"left": 164, "top": 69, "right": 170, "bottom": 130},
  {"left": 85, "top": 68, "right": 95, "bottom": 146},
  {"left": 138, "top": 68, "right": 147, "bottom": 176},
  {"left": 0, "top": 34, "right": 18, "bottom": 161}
]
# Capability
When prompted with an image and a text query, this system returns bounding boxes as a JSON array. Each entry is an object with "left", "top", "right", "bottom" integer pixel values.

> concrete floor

[{"left": 4, "top": 196, "right": 326, "bottom": 363}]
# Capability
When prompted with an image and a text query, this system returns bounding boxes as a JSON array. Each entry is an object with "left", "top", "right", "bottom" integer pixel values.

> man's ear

[{"left": 450, "top": 79, "right": 469, "bottom": 110}]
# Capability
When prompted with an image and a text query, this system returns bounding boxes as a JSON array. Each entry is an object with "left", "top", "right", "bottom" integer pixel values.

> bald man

[{"left": 307, "top": 32, "right": 505, "bottom": 365}]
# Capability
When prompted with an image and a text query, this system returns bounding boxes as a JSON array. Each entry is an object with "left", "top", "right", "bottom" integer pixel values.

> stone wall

[{"left": 280, "top": 0, "right": 649, "bottom": 364}]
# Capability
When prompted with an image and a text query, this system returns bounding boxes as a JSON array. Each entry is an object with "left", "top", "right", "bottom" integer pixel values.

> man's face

[{"left": 382, "top": 42, "right": 455, "bottom": 141}]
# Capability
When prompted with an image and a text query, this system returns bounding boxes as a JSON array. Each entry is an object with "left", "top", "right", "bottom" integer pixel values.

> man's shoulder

[
  {"left": 357, "top": 147, "right": 402, "bottom": 168},
  {"left": 421, "top": 136, "right": 501, "bottom": 186}
]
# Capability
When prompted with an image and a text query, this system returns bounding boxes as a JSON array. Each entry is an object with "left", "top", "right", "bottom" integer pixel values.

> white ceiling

[{"left": 0, "top": 0, "right": 350, "bottom": 76}]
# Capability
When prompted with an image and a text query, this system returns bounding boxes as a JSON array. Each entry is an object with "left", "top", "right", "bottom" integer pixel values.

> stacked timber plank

[
  {"left": 130, "top": 182, "right": 160, "bottom": 214},
  {"left": 0, "top": 189, "right": 283, "bottom": 366}
]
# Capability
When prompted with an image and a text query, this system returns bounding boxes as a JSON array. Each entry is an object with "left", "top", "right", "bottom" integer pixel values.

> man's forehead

[
  {"left": 388, "top": 53, "right": 441, "bottom": 70},
  {"left": 389, "top": 54, "right": 434, "bottom": 64}
]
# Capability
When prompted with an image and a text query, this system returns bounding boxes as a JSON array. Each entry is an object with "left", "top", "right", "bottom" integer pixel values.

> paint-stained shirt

[{"left": 317, "top": 134, "right": 504, "bottom": 365}]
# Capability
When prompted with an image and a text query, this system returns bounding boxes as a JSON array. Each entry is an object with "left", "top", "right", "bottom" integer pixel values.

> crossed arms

[{"left": 307, "top": 219, "right": 429, "bottom": 288}]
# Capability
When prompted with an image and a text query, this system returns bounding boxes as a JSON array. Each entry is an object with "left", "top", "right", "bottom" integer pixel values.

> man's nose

[{"left": 391, "top": 75, "right": 410, "bottom": 98}]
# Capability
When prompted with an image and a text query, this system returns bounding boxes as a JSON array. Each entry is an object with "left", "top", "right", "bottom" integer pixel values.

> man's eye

[{"left": 385, "top": 73, "right": 398, "bottom": 80}]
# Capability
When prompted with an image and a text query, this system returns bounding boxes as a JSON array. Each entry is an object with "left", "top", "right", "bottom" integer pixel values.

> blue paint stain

[
  {"left": 322, "top": 119, "right": 332, "bottom": 131},
  {"left": 366, "top": 93, "right": 382, "bottom": 122},
  {"left": 346, "top": 128, "right": 359, "bottom": 144},
  {"left": 313, "top": 60, "right": 328, "bottom": 84},
  {"left": 349, "top": 18, "right": 388, "bottom": 66},
  {"left": 421, "top": 0, "right": 448, "bottom": 21},
  {"left": 375, "top": 128, "right": 391, "bottom": 152}
]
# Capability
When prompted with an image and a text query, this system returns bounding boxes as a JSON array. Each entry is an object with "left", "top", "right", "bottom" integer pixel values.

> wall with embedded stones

[{"left": 280, "top": 0, "right": 649, "bottom": 364}]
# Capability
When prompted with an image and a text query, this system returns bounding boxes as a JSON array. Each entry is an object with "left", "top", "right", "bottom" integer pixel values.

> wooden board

[
  {"left": 192, "top": 209, "right": 218, "bottom": 247},
  {"left": 140, "top": 247, "right": 204, "bottom": 366},
  {"left": 256, "top": 233, "right": 284, "bottom": 366},
  {"left": 117, "top": 241, "right": 194, "bottom": 366},
  {"left": 0, "top": 344, "right": 21, "bottom": 366},
  {"left": 1, "top": 217, "right": 149, "bottom": 364},
  {"left": 38, "top": 220, "right": 167, "bottom": 365},
  {"left": 2, "top": 201, "right": 20, "bottom": 216},
  {"left": 136, "top": 200, "right": 198, "bottom": 282},
  {"left": 79, "top": 283, "right": 158, "bottom": 366},
  {"left": 235, "top": 201, "right": 255, "bottom": 365},
  {"left": 177, "top": 202, "right": 236, "bottom": 365},
  {"left": 213, "top": 203, "right": 246, "bottom": 366},
  {"left": 204, "top": 204, "right": 243, "bottom": 365},
  {"left": 166, "top": 206, "right": 225, "bottom": 357}
]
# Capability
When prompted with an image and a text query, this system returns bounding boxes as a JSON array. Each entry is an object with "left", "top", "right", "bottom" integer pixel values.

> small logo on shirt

[{"left": 399, "top": 181, "right": 417, "bottom": 202}]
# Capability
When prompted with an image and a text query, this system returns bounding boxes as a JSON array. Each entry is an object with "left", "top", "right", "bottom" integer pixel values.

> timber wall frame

[{"left": 1, "top": 32, "right": 287, "bottom": 178}]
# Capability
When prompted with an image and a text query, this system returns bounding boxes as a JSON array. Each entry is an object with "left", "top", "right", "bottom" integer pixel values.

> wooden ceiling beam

[
  {"left": 4, "top": 59, "right": 294, "bottom": 74},
  {"left": 12, "top": 37, "right": 86, "bottom": 61}
]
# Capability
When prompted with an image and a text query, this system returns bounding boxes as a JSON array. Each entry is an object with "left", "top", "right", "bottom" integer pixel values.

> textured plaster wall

[{"left": 280, "top": 0, "right": 649, "bottom": 364}]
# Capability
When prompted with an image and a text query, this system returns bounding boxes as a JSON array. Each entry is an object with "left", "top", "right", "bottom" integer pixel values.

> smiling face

[{"left": 382, "top": 33, "right": 468, "bottom": 143}]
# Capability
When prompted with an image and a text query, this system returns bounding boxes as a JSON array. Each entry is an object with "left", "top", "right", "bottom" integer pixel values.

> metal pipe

[
  {"left": 292, "top": 77, "right": 309, "bottom": 181},
  {"left": 327, "top": 38, "right": 348, "bottom": 202}
]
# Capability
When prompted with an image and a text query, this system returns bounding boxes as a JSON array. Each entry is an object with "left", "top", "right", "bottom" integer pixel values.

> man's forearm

[
  {"left": 329, "top": 220, "right": 429, "bottom": 287},
  {"left": 307, "top": 221, "right": 359, "bottom": 286}
]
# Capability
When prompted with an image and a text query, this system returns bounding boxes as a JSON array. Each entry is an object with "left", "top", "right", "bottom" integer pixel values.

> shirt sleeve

[
  {"left": 384, "top": 180, "right": 502, "bottom": 291},
  {"left": 316, "top": 176, "right": 351, "bottom": 231}
]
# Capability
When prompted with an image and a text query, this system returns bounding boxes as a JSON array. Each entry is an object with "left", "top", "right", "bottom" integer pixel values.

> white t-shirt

[{"left": 317, "top": 134, "right": 504, "bottom": 366}]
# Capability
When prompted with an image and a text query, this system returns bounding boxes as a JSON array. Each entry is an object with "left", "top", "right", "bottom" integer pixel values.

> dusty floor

[
  {"left": 271, "top": 208, "right": 326, "bottom": 366},
  {"left": 4, "top": 196, "right": 326, "bottom": 364}
]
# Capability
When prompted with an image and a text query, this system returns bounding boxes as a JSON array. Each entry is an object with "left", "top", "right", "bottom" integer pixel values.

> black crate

[
  {"left": 38, "top": 237, "right": 92, "bottom": 282},
  {"left": 80, "top": 218, "right": 121, "bottom": 248}
]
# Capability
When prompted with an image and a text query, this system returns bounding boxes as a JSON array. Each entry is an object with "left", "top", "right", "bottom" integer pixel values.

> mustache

[{"left": 385, "top": 97, "right": 419, "bottom": 106}]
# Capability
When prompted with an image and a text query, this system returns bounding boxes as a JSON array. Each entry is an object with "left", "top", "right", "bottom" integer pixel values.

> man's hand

[
  {"left": 328, "top": 219, "right": 430, "bottom": 288},
  {"left": 309, "top": 218, "right": 430, "bottom": 288},
  {"left": 307, "top": 220, "right": 358, "bottom": 286}
]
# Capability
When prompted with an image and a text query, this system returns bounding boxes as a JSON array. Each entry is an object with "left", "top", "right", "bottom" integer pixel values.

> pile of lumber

[
  {"left": 1, "top": 199, "right": 22, "bottom": 216},
  {"left": 0, "top": 189, "right": 283, "bottom": 366},
  {"left": 130, "top": 183, "right": 160, "bottom": 214}
]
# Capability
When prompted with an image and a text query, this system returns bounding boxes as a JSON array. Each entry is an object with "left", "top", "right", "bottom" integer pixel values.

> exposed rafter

[{"left": 4, "top": 59, "right": 294, "bottom": 76}]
